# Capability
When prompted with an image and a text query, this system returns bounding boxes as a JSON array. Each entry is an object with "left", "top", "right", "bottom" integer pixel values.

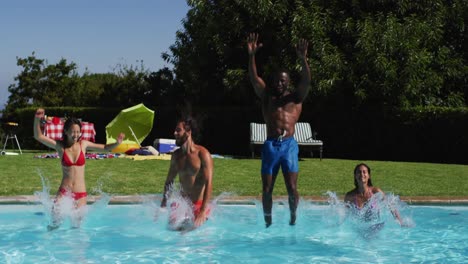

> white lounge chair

[{"left": 249, "top": 122, "right": 323, "bottom": 160}]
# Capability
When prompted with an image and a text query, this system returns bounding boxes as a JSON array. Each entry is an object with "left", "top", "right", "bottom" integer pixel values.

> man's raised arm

[
  {"left": 295, "top": 38, "right": 311, "bottom": 101},
  {"left": 247, "top": 33, "right": 266, "bottom": 98}
]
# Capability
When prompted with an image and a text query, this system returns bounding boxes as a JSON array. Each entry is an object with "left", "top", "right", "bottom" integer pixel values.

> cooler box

[{"left": 154, "top": 138, "right": 177, "bottom": 153}]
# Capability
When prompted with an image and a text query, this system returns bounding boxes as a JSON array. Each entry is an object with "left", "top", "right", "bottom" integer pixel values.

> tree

[
  {"left": 165, "top": 0, "right": 467, "bottom": 109},
  {"left": 144, "top": 67, "right": 182, "bottom": 107},
  {"left": 5, "top": 53, "right": 80, "bottom": 114},
  {"left": 78, "top": 72, "right": 117, "bottom": 106},
  {"left": 165, "top": 0, "right": 348, "bottom": 107},
  {"left": 98, "top": 61, "right": 151, "bottom": 108},
  {"left": 3, "top": 54, "right": 160, "bottom": 113},
  {"left": 348, "top": 0, "right": 468, "bottom": 108}
]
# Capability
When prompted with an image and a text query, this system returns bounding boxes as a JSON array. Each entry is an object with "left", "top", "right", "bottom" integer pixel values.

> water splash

[
  {"left": 353, "top": 192, "right": 384, "bottom": 223},
  {"left": 385, "top": 193, "right": 415, "bottom": 228},
  {"left": 140, "top": 194, "right": 161, "bottom": 213},
  {"left": 253, "top": 199, "right": 265, "bottom": 227},
  {"left": 34, "top": 170, "right": 96, "bottom": 230},
  {"left": 34, "top": 170, "right": 63, "bottom": 229},
  {"left": 163, "top": 184, "right": 195, "bottom": 231},
  {"left": 158, "top": 185, "right": 230, "bottom": 231},
  {"left": 209, "top": 191, "right": 235, "bottom": 220},
  {"left": 84, "top": 181, "right": 112, "bottom": 226},
  {"left": 140, "top": 193, "right": 169, "bottom": 230},
  {"left": 89, "top": 179, "right": 112, "bottom": 211},
  {"left": 211, "top": 191, "right": 233, "bottom": 205},
  {"left": 321, "top": 191, "right": 386, "bottom": 239},
  {"left": 322, "top": 191, "right": 416, "bottom": 239},
  {"left": 33, "top": 170, "right": 54, "bottom": 217},
  {"left": 322, "top": 191, "right": 347, "bottom": 227}
]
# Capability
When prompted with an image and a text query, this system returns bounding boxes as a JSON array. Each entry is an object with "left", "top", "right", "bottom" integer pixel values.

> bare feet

[
  {"left": 47, "top": 223, "right": 60, "bottom": 231},
  {"left": 264, "top": 214, "right": 272, "bottom": 228},
  {"left": 290, "top": 212, "right": 296, "bottom": 226}
]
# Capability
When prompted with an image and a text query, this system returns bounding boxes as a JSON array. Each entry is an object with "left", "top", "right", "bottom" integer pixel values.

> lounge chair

[{"left": 249, "top": 122, "right": 323, "bottom": 160}]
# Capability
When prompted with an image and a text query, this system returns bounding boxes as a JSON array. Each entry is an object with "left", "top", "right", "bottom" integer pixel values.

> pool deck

[{"left": 1, "top": 195, "right": 468, "bottom": 205}]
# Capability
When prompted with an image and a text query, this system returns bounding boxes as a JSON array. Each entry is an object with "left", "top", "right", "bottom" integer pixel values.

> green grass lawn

[{"left": 1, "top": 151, "right": 467, "bottom": 197}]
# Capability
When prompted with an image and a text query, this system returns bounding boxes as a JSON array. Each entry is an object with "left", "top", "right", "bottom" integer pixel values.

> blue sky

[{"left": 0, "top": 0, "right": 190, "bottom": 110}]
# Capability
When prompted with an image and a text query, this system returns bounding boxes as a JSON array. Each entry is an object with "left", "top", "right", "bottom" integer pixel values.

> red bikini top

[{"left": 62, "top": 143, "right": 85, "bottom": 167}]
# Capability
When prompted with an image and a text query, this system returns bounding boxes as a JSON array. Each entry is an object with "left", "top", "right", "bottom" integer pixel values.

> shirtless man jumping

[
  {"left": 247, "top": 33, "right": 311, "bottom": 227},
  {"left": 160, "top": 116, "right": 213, "bottom": 229}
]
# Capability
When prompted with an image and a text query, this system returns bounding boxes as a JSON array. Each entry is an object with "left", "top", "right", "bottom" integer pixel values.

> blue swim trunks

[{"left": 261, "top": 137, "right": 299, "bottom": 175}]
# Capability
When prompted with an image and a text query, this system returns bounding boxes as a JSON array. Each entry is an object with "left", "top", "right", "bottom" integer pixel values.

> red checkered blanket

[{"left": 44, "top": 119, "right": 96, "bottom": 142}]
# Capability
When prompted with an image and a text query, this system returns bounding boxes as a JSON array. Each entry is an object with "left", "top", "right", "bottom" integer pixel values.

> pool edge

[{"left": 1, "top": 195, "right": 468, "bottom": 205}]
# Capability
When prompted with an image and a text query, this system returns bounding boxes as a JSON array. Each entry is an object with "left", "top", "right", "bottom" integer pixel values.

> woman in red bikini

[
  {"left": 344, "top": 163, "right": 405, "bottom": 226},
  {"left": 33, "top": 108, "right": 124, "bottom": 229}
]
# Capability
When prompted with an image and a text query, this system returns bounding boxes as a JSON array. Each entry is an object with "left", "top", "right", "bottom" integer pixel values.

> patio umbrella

[{"left": 106, "top": 103, "right": 155, "bottom": 147}]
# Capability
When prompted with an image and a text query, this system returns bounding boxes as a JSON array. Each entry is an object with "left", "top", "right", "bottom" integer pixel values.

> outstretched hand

[
  {"left": 399, "top": 219, "right": 415, "bottom": 228},
  {"left": 194, "top": 211, "right": 207, "bottom": 227},
  {"left": 117, "top": 133, "right": 125, "bottom": 144},
  {"left": 247, "top": 33, "right": 263, "bottom": 55},
  {"left": 295, "top": 38, "right": 308, "bottom": 60}
]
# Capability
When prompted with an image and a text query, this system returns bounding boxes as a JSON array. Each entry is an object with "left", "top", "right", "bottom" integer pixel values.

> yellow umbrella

[{"left": 106, "top": 104, "right": 155, "bottom": 151}]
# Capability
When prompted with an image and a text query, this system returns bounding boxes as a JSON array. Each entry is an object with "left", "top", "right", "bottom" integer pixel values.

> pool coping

[{"left": 1, "top": 195, "right": 468, "bottom": 205}]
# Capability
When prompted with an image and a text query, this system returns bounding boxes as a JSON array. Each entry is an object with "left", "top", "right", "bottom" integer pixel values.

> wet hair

[
  {"left": 353, "top": 163, "right": 373, "bottom": 188},
  {"left": 175, "top": 100, "right": 204, "bottom": 142},
  {"left": 62, "top": 117, "right": 81, "bottom": 148},
  {"left": 177, "top": 115, "right": 200, "bottom": 142}
]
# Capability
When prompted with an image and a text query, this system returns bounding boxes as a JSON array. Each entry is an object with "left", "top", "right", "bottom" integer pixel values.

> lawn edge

[{"left": 1, "top": 195, "right": 468, "bottom": 205}]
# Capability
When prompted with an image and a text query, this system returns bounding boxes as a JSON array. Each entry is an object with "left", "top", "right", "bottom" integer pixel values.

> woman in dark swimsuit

[{"left": 33, "top": 108, "right": 124, "bottom": 230}]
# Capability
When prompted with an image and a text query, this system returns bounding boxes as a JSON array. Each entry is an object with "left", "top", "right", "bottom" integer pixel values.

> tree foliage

[
  {"left": 5, "top": 53, "right": 80, "bottom": 114},
  {"left": 145, "top": 67, "right": 182, "bottom": 107},
  {"left": 166, "top": 0, "right": 467, "bottom": 109},
  {"left": 3, "top": 0, "right": 467, "bottom": 117},
  {"left": 3, "top": 55, "right": 176, "bottom": 117}
]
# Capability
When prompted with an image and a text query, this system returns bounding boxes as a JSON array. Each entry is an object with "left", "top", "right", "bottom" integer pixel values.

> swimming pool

[{"left": 1, "top": 202, "right": 467, "bottom": 263}]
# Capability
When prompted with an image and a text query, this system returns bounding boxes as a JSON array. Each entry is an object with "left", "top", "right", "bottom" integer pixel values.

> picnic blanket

[
  {"left": 34, "top": 153, "right": 121, "bottom": 160},
  {"left": 44, "top": 118, "right": 96, "bottom": 142},
  {"left": 124, "top": 154, "right": 171, "bottom": 161}
]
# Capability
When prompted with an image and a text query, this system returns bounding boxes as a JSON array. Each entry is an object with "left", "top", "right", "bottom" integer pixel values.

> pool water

[{"left": 1, "top": 202, "right": 467, "bottom": 263}]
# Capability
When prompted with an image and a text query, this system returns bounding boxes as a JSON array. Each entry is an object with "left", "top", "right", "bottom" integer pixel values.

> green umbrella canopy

[{"left": 106, "top": 104, "right": 155, "bottom": 146}]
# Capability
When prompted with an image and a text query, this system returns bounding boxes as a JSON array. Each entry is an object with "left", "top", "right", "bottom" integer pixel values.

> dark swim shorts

[{"left": 261, "top": 136, "right": 299, "bottom": 175}]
